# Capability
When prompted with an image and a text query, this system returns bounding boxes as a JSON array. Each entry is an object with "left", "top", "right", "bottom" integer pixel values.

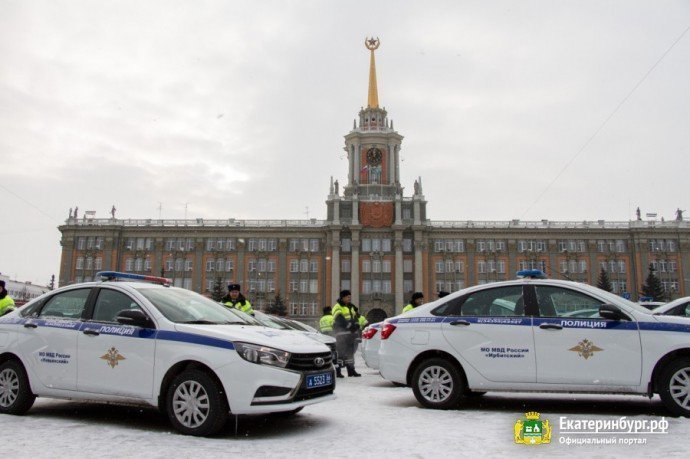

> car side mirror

[
  {"left": 599, "top": 304, "right": 628, "bottom": 321},
  {"left": 116, "top": 309, "right": 154, "bottom": 328}
]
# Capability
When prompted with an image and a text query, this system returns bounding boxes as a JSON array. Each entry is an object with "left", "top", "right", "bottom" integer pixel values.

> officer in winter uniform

[
  {"left": 0, "top": 280, "right": 15, "bottom": 316},
  {"left": 221, "top": 283, "right": 254, "bottom": 315},
  {"left": 438, "top": 291, "right": 450, "bottom": 299},
  {"left": 332, "top": 290, "right": 361, "bottom": 378},
  {"left": 402, "top": 292, "right": 424, "bottom": 313},
  {"left": 319, "top": 306, "right": 335, "bottom": 335}
]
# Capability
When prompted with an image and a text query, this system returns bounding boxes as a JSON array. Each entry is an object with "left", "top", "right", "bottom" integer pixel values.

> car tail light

[
  {"left": 380, "top": 323, "right": 397, "bottom": 340},
  {"left": 361, "top": 328, "right": 378, "bottom": 340}
]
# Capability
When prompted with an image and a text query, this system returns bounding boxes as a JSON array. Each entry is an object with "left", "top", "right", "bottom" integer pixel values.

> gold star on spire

[{"left": 365, "top": 37, "right": 380, "bottom": 108}]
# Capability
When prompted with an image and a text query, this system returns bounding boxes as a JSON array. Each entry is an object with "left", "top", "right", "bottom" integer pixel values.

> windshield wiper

[{"left": 179, "top": 320, "right": 225, "bottom": 325}]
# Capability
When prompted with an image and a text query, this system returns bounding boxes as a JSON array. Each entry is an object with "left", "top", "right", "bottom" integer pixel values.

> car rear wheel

[
  {"left": 166, "top": 370, "right": 229, "bottom": 436},
  {"left": 658, "top": 358, "right": 690, "bottom": 417},
  {"left": 0, "top": 360, "right": 36, "bottom": 415},
  {"left": 412, "top": 358, "right": 464, "bottom": 409}
]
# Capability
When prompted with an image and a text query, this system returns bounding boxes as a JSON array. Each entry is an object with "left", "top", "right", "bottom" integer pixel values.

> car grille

[{"left": 286, "top": 351, "right": 333, "bottom": 371}]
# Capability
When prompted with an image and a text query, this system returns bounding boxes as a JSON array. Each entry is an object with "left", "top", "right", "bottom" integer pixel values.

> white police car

[
  {"left": 0, "top": 272, "right": 335, "bottom": 436},
  {"left": 361, "top": 322, "right": 383, "bottom": 370},
  {"left": 378, "top": 270, "right": 690, "bottom": 416}
]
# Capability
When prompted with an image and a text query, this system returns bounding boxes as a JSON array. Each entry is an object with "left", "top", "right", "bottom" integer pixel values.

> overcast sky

[{"left": 1, "top": 0, "right": 689, "bottom": 285}]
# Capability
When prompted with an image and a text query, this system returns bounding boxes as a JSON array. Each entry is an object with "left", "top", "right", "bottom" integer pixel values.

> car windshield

[
  {"left": 588, "top": 287, "right": 654, "bottom": 314},
  {"left": 252, "top": 311, "right": 291, "bottom": 330},
  {"left": 286, "top": 319, "right": 318, "bottom": 333},
  {"left": 135, "top": 286, "right": 254, "bottom": 324}
]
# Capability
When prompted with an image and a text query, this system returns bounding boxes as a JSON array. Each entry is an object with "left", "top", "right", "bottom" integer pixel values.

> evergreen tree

[
  {"left": 211, "top": 276, "right": 225, "bottom": 302},
  {"left": 640, "top": 264, "right": 665, "bottom": 301},
  {"left": 596, "top": 268, "right": 613, "bottom": 292},
  {"left": 266, "top": 292, "right": 287, "bottom": 316},
  {"left": 49, "top": 274, "right": 55, "bottom": 290}
]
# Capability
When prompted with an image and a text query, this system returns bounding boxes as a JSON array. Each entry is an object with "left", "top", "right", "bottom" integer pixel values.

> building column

[
  {"left": 194, "top": 238, "right": 204, "bottom": 292},
  {"left": 352, "top": 199, "right": 359, "bottom": 226},
  {"left": 237, "top": 240, "right": 246, "bottom": 287},
  {"left": 330, "top": 231, "right": 341, "bottom": 304},
  {"left": 278, "top": 239, "right": 288, "bottom": 296},
  {"left": 467, "top": 240, "right": 475, "bottom": 286},
  {"left": 395, "top": 231, "right": 404, "bottom": 313},
  {"left": 352, "top": 230, "right": 360, "bottom": 306},
  {"left": 395, "top": 196, "right": 402, "bottom": 225},
  {"left": 414, "top": 230, "right": 423, "bottom": 292}
]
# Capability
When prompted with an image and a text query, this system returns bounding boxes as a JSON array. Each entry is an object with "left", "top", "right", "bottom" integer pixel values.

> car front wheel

[
  {"left": 411, "top": 358, "right": 464, "bottom": 409},
  {"left": 0, "top": 360, "right": 36, "bottom": 415},
  {"left": 166, "top": 370, "right": 229, "bottom": 436},
  {"left": 658, "top": 358, "right": 690, "bottom": 417}
]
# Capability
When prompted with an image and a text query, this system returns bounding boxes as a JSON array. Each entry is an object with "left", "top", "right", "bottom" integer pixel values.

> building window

[
  {"left": 382, "top": 260, "right": 391, "bottom": 273},
  {"left": 95, "top": 257, "right": 103, "bottom": 270},
  {"left": 310, "top": 239, "right": 320, "bottom": 252},
  {"left": 134, "top": 258, "right": 143, "bottom": 272},
  {"left": 363, "top": 281, "right": 371, "bottom": 294},
  {"left": 362, "top": 239, "right": 371, "bottom": 252},
  {"left": 403, "top": 239, "right": 412, "bottom": 252},
  {"left": 403, "top": 280, "right": 413, "bottom": 293},
  {"left": 435, "top": 261, "right": 444, "bottom": 274},
  {"left": 455, "top": 261, "right": 464, "bottom": 273},
  {"left": 166, "top": 259, "right": 173, "bottom": 271},
  {"left": 125, "top": 258, "right": 133, "bottom": 272},
  {"left": 290, "top": 260, "right": 299, "bottom": 272},
  {"left": 341, "top": 239, "right": 352, "bottom": 252},
  {"left": 144, "top": 258, "right": 151, "bottom": 272},
  {"left": 382, "top": 239, "right": 391, "bottom": 252},
  {"left": 206, "top": 259, "right": 215, "bottom": 272},
  {"left": 403, "top": 259, "right": 413, "bottom": 273},
  {"left": 342, "top": 259, "right": 351, "bottom": 273},
  {"left": 300, "top": 259, "right": 309, "bottom": 272},
  {"left": 383, "top": 281, "right": 392, "bottom": 293},
  {"left": 372, "top": 260, "right": 381, "bottom": 273},
  {"left": 268, "top": 260, "right": 276, "bottom": 272},
  {"left": 76, "top": 257, "right": 84, "bottom": 270},
  {"left": 248, "top": 239, "right": 257, "bottom": 251},
  {"left": 371, "top": 239, "right": 381, "bottom": 252},
  {"left": 309, "top": 280, "right": 318, "bottom": 294},
  {"left": 310, "top": 260, "right": 318, "bottom": 273},
  {"left": 362, "top": 260, "right": 371, "bottom": 273},
  {"left": 226, "top": 259, "right": 234, "bottom": 272}
]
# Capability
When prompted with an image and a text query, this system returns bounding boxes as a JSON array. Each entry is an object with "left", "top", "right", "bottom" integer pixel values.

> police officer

[
  {"left": 0, "top": 280, "right": 15, "bottom": 316},
  {"left": 402, "top": 292, "right": 424, "bottom": 313},
  {"left": 332, "top": 290, "right": 360, "bottom": 377},
  {"left": 221, "top": 283, "right": 254, "bottom": 315},
  {"left": 319, "top": 306, "right": 334, "bottom": 335}
]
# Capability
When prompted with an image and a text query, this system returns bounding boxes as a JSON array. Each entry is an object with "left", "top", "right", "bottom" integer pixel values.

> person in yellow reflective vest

[
  {"left": 332, "top": 289, "right": 360, "bottom": 377},
  {"left": 358, "top": 313, "right": 368, "bottom": 330},
  {"left": 0, "top": 280, "right": 15, "bottom": 316},
  {"left": 319, "top": 306, "right": 334, "bottom": 334},
  {"left": 221, "top": 283, "right": 253, "bottom": 315},
  {"left": 402, "top": 292, "right": 424, "bottom": 313}
]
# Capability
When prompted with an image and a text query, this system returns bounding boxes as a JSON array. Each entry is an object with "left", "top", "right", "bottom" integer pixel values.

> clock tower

[{"left": 326, "top": 38, "right": 428, "bottom": 312}]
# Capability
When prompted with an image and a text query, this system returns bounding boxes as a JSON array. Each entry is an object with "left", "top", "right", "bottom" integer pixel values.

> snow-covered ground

[{"left": 2, "top": 354, "right": 688, "bottom": 458}]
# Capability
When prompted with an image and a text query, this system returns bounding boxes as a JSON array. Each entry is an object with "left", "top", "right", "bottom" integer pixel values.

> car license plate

[{"left": 306, "top": 372, "right": 333, "bottom": 389}]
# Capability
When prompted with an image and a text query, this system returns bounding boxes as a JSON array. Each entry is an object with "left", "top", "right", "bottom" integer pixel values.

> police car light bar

[
  {"left": 516, "top": 269, "right": 547, "bottom": 279},
  {"left": 96, "top": 271, "right": 172, "bottom": 286}
]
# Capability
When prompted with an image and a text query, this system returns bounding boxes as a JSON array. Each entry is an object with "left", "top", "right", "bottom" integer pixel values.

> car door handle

[
  {"left": 82, "top": 329, "right": 100, "bottom": 336},
  {"left": 539, "top": 323, "right": 563, "bottom": 330},
  {"left": 23, "top": 323, "right": 38, "bottom": 329},
  {"left": 449, "top": 320, "right": 471, "bottom": 326}
]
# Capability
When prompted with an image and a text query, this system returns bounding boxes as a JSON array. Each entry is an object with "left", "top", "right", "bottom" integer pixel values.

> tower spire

[{"left": 365, "top": 37, "right": 380, "bottom": 108}]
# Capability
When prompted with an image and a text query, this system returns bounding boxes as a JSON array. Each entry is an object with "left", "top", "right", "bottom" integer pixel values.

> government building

[{"left": 58, "top": 39, "right": 690, "bottom": 326}]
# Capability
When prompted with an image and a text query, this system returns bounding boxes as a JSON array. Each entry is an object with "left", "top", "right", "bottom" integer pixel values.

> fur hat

[
  {"left": 227, "top": 283, "right": 241, "bottom": 292},
  {"left": 339, "top": 289, "right": 351, "bottom": 298},
  {"left": 411, "top": 292, "right": 424, "bottom": 301}
]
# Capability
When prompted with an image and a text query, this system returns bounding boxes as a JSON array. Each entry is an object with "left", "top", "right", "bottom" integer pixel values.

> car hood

[{"left": 173, "top": 323, "right": 331, "bottom": 353}]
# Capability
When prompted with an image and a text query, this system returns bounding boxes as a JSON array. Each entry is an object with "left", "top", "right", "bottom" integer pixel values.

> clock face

[{"left": 366, "top": 147, "right": 383, "bottom": 166}]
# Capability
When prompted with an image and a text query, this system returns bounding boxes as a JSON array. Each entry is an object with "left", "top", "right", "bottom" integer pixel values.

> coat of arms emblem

[{"left": 514, "top": 411, "right": 552, "bottom": 445}]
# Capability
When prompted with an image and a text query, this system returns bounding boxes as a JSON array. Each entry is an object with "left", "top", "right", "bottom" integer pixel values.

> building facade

[{"left": 58, "top": 39, "right": 690, "bottom": 325}]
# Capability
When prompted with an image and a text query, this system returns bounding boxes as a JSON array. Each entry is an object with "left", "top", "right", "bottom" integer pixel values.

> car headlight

[{"left": 234, "top": 342, "right": 291, "bottom": 368}]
